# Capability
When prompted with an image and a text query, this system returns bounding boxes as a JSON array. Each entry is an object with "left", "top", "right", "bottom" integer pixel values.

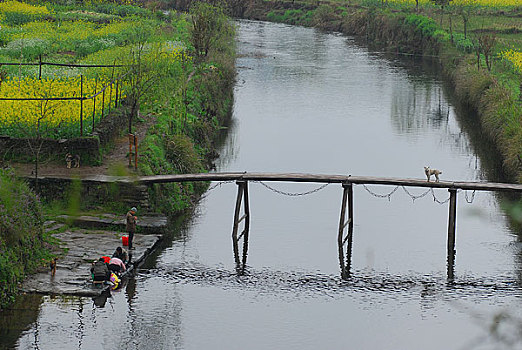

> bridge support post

[
  {"left": 231, "top": 181, "right": 250, "bottom": 273},
  {"left": 338, "top": 183, "right": 354, "bottom": 279},
  {"left": 447, "top": 188, "right": 457, "bottom": 280}
]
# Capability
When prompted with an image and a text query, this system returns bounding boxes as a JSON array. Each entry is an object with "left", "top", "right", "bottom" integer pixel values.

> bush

[
  {"left": 404, "top": 14, "right": 438, "bottom": 37},
  {"left": 0, "top": 169, "right": 49, "bottom": 309},
  {"left": 1, "top": 38, "right": 49, "bottom": 60},
  {"left": 453, "top": 33, "right": 474, "bottom": 53},
  {"left": 165, "top": 134, "right": 203, "bottom": 174},
  {"left": 93, "top": 4, "right": 150, "bottom": 18},
  {"left": 313, "top": 5, "right": 336, "bottom": 27}
]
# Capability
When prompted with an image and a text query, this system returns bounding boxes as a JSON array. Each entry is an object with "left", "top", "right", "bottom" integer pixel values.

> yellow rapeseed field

[
  {"left": 0, "top": 0, "right": 50, "bottom": 18},
  {"left": 500, "top": 49, "right": 522, "bottom": 73},
  {"left": 0, "top": 76, "right": 119, "bottom": 138}
]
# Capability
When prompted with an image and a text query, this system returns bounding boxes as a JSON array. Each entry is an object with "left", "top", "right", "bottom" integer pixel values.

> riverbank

[
  {"left": 21, "top": 220, "right": 163, "bottom": 297},
  {"left": 0, "top": 2, "right": 236, "bottom": 309},
  {"left": 216, "top": 0, "right": 521, "bottom": 183}
]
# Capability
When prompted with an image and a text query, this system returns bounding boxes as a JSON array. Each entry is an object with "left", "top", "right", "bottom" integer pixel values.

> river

[{"left": 1, "top": 20, "right": 522, "bottom": 350}]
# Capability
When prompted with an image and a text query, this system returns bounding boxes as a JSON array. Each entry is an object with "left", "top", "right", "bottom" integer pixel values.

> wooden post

[
  {"left": 134, "top": 134, "right": 138, "bottom": 170},
  {"left": 128, "top": 133, "right": 133, "bottom": 167},
  {"left": 231, "top": 181, "right": 245, "bottom": 267},
  {"left": 101, "top": 88, "right": 105, "bottom": 119},
  {"left": 241, "top": 181, "right": 250, "bottom": 268},
  {"left": 338, "top": 183, "right": 353, "bottom": 279},
  {"left": 346, "top": 183, "right": 354, "bottom": 275},
  {"left": 38, "top": 55, "right": 42, "bottom": 80},
  {"left": 109, "top": 63, "right": 115, "bottom": 114},
  {"left": 108, "top": 82, "right": 112, "bottom": 114},
  {"left": 115, "top": 79, "right": 119, "bottom": 108},
  {"left": 338, "top": 184, "right": 348, "bottom": 277},
  {"left": 80, "top": 74, "right": 83, "bottom": 136},
  {"left": 447, "top": 188, "right": 457, "bottom": 280},
  {"left": 92, "top": 78, "right": 97, "bottom": 133}
]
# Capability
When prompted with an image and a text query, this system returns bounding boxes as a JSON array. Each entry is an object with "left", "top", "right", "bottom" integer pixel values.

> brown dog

[
  {"left": 424, "top": 166, "right": 442, "bottom": 182},
  {"left": 49, "top": 258, "right": 57, "bottom": 276},
  {"left": 65, "top": 153, "right": 80, "bottom": 169}
]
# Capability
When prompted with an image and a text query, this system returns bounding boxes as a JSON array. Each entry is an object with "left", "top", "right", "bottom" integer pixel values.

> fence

[{"left": 0, "top": 59, "right": 128, "bottom": 136}]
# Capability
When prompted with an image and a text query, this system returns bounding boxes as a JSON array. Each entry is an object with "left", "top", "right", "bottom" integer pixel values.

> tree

[
  {"left": 123, "top": 27, "right": 168, "bottom": 135},
  {"left": 6, "top": 80, "right": 60, "bottom": 187},
  {"left": 473, "top": 33, "right": 496, "bottom": 71},
  {"left": 189, "top": 2, "right": 232, "bottom": 63},
  {"left": 431, "top": 0, "right": 452, "bottom": 26},
  {"left": 457, "top": 2, "right": 473, "bottom": 39}
]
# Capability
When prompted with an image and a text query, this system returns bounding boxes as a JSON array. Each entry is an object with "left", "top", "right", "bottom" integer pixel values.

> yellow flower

[{"left": 0, "top": 76, "right": 122, "bottom": 138}]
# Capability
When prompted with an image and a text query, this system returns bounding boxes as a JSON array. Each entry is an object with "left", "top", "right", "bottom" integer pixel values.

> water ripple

[{"left": 141, "top": 262, "right": 522, "bottom": 303}]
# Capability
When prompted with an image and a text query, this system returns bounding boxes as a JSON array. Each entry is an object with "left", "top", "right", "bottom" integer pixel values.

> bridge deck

[{"left": 28, "top": 172, "right": 522, "bottom": 192}]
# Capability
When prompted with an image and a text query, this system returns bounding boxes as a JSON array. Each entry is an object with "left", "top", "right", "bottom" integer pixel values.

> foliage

[
  {"left": 404, "top": 14, "right": 438, "bottom": 37},
  {"left": 452, "top": 33, "right": 473, "bottom": 53},
  {"left": 313, "top": 5, "right": 337, "bottom": 26},
  {"left": 500, "top": 49, "right": 522, "bottom": 74},
  {"left": 266, "top": 9, "right": 315, "bottom": 26},
  {"left": 376, "top": 0, "right": 522, "bottom": 7},
  {"left": 188, "top": 2, "right": 234, "bottom": 62},
  {"left": 0, "top": 19, "right": 144, "bottom": 61},
  {"left": 0, "top": 169, "right": 50, "bottom": 309},
  {"left": 0, "top": 1, "right": 50, "bottom": 26}
]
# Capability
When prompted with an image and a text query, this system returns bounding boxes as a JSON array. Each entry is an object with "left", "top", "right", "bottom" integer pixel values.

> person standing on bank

[{"left": 126, "top": 207, "right": 137, "bottom": 250}]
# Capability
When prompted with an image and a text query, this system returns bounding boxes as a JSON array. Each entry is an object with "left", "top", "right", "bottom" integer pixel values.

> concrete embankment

[{"left": 21, "top": 216, "right": 167, "bottom": 297}]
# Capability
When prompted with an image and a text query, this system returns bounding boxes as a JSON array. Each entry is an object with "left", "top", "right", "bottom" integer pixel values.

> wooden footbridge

[{"left": 34, "top": 172, "right": 522, "bottom": 279}]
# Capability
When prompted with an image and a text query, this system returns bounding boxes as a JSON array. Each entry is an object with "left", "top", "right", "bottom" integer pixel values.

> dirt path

[{"left": 11, "top": 114, "right": 156, "bottom": 178}]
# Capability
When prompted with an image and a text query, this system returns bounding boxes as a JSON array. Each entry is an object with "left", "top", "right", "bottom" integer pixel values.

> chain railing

[
  {"left": 254, "top": 181, "right": 330, "bottom": 197},
  {"left": 361, "top": 184, "right": 477, "bottom": 205},
  {"left": 201, "top": 179, "right": 479, "bottom": 205}
]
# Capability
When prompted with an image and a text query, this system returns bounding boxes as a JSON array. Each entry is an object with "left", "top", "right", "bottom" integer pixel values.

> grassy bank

[
  {"left": 238, "top": 0, "right": 521, "bottom": 182},
  {"left": 0, "top": 169, "right": 54, "bottom": 309},
  {"left": 0, "top": 1, "right": 236, "bottom": 210},
  {"left": 137, "top": 2, "right": 236, "bottom": 213},
  {"left": 0, "top": 1, "right": 236, "bottom": 307}
]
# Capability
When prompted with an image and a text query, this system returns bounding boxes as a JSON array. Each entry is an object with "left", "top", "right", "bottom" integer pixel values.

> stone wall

[
  {"left": 23, "top": 176, "right": 150, "bottom": 212},
  {"left": 0, "top": 136, "right": 101, "bottom": 165},
  {"left": 1, "top": 105, "right": 129, "bottom": 166}
]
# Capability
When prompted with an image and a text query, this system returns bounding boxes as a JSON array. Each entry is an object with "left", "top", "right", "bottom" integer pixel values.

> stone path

[
  {"left": 22, "top": 226, "right": 162, "bottom": 297},
  {"left": 57, "top": 214, "right": 168, "bottom": 234}
]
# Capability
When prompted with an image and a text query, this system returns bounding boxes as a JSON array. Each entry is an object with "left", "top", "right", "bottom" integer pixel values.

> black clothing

[{"left": 91, "top": 261, "right": 110, "bottom": 281}]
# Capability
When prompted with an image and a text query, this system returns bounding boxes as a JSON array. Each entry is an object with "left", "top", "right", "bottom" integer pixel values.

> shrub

[
  {"left": 404, "top": 14, "right": 438, "bottom": 37},
  {"left": 165, "top": 134, "right": 203, "bottom": 174},
  {"left": 0, "top": 169, "right": 48, "bottom": 309},
  {"left": 453, "top": 33, "right": 474, "bottom": 53}
]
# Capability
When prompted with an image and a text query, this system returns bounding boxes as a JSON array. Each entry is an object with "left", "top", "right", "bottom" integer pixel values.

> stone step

[
  {"left": 44, "top": 223, "right": 66, "bottom": 233},
  {"left": 56, "top": 214, "right": 167, "bottom": 234}
]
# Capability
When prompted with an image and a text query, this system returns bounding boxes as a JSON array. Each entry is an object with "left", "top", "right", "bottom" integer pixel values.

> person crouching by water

[
  {"left": 108, "top": 257, "right": 126, "bottom": 274},
  {"left": 91, "top": 258, "right": 110, "bottom": 282},
  {"left": 126, "top": 207, "right": 137, "bottom": 250},
  {"left": 112, "top": 246, "right": 129, "bottom": 265}
]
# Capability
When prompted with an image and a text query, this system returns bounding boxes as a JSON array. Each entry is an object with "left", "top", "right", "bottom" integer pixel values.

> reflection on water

[
  {"left": 2, "top": 20, "right": 522, "bottom": 350},
  {"left": 149, "top": 263, "right": 522, "bottom": 301}
]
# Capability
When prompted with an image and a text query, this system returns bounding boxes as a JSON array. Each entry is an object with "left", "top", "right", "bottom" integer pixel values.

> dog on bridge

[
  {"left": 424, "top": 166, "right": 442, "bottom": 182},
  {"left": 65, "top": 153, "right": 80, "bottom": 169}
]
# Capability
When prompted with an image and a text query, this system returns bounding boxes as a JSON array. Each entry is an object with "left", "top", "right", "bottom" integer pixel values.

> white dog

[{"left": 424, "top": 166, "right": 442, "bottom": 182}]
